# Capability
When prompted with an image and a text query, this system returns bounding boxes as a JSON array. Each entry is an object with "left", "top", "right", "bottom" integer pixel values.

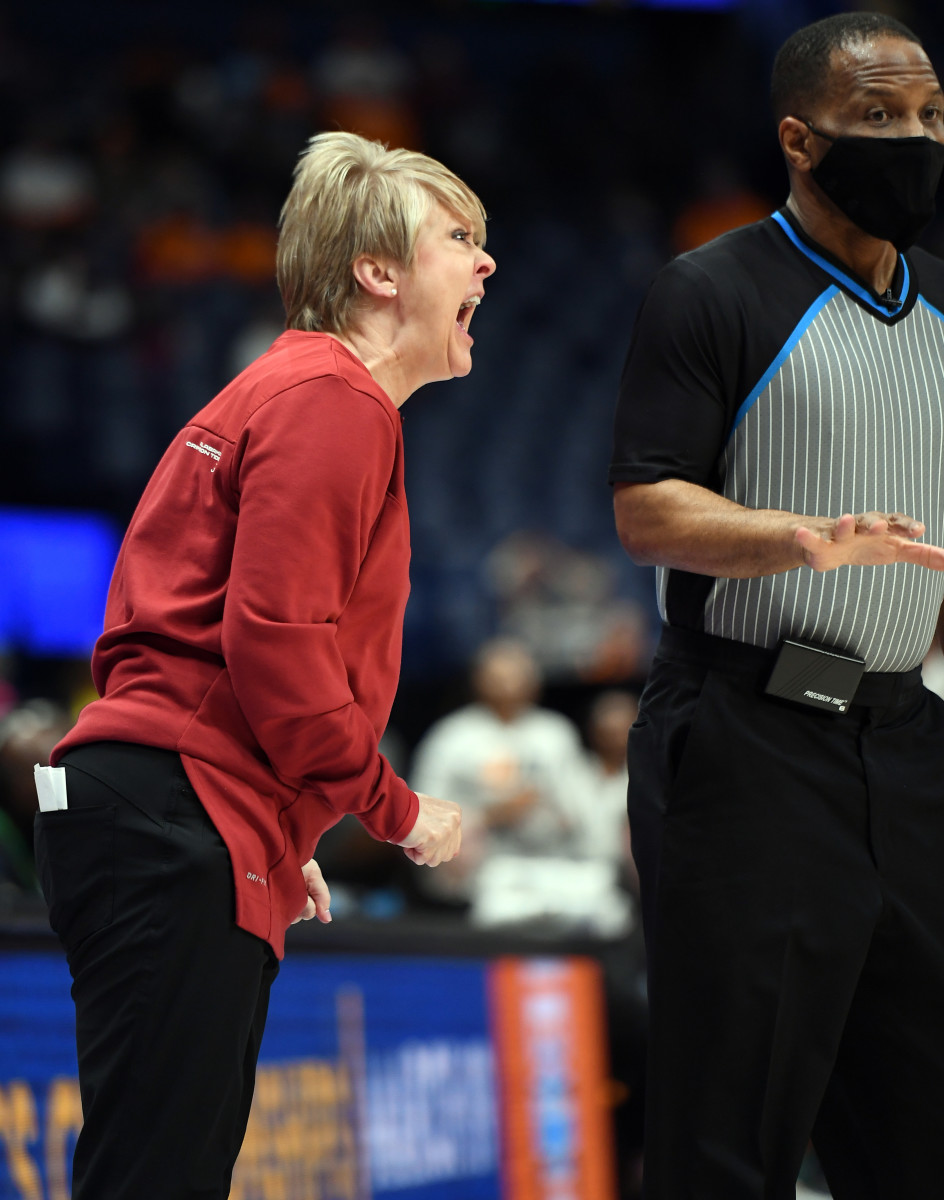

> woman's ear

[{"left": 352, "top": 254, "right": 399, "bottom": 299}]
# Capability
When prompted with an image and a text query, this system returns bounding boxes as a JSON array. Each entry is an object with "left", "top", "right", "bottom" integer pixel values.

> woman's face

[{"left": 397, "top": 201, "right": 496, "bottom": 387}]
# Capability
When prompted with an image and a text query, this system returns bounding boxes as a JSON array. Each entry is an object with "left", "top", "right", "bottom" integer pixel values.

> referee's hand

[{"left": 795, "top": 511, "right": 944, "bottom": 573}]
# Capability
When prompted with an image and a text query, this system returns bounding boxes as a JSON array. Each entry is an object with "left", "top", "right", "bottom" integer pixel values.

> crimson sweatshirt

[{"left": 53, "top": 331, "right": 420, "bottom": 957}]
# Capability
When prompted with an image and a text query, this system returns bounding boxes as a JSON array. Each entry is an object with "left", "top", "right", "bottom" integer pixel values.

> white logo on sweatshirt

[{"left": 186, "top": 440, "right": 221, "bottom": 472}]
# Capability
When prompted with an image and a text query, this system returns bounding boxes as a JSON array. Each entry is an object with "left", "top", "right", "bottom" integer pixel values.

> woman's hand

[
  {"left": 292, "top": 859, "right": 332, "bottom": 924},
  {"left": 393, "top": 793, "right": 462, "bottom": 866}
]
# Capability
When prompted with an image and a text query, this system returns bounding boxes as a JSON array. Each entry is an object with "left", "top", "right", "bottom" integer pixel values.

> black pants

[
  {"left": 34, "top": 742, "right": 279, "bottom": 1200},
  {"left": 629, "top": 628, "right": 944, "bottom": 1200}
]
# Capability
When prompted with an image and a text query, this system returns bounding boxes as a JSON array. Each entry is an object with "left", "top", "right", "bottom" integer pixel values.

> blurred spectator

[
  {"left": 412, "top": 639, "right": 582, "bottom": 858},
  {"left": 0, "top": 123, "right": 95, "bottom": 231},
  {"left": 312, "top": 15, "right": 420, "bottom": 150},
  {"left": 135, "top": 210, "right": 219, "bottom": 286},
  {"left": 216, "top": 209, "right": 278, "bottom": 287},
  {"left": 575, "top": 689, "right": 640, "bottom": 896},
  {"left": 409, "top": 637, "right": 612, "bottom": 922},
  {"left": 0, "top": 698, "right": 73, "bottom": 897},
  {"left": 486, "top": 531, "right": 651, "bottom": 685},
  {"left": 671, "top": 157, "right": 772, "bottom": 254},
  {"left": 18, "top": 249, "right": 133, "bottom": 340}
]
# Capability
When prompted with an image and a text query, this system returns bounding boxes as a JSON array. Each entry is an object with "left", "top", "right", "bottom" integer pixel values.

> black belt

[{"left": 657, "top": 626, "right": 924, "bottom": 710}]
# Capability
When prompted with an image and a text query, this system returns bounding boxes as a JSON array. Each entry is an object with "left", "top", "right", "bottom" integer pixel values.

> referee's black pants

[
  {"left": 34, "top": 742, "right": 279, "bottom": 1200},
  {"left": 629, "top": 628, "right": 944, "bottom": 1200}
]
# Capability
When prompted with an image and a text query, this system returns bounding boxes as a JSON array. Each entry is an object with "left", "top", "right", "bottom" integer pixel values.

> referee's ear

[{"left": 779, "top": 116, "right": 816, "bottom": 172}]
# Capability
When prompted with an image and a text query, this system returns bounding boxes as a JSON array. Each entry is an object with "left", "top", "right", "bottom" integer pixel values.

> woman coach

[{"left": 35, "top": 131, "right": 495, "bottom": 1200}]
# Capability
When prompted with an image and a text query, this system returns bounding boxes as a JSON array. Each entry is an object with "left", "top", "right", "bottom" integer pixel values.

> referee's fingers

[
  {"left": 886, "top": 512, "right": 924, "bottom": 538},
  {"left": 901, "top": 540, "right": 944, "bottom": 571}
]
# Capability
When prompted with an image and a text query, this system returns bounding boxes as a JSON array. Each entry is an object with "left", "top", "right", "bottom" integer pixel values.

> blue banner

[{"left": 0, "top": 950, "right": 501, "bottom": 1200}]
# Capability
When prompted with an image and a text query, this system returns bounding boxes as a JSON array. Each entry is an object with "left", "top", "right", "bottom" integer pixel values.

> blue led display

[{"left": 0, "top": 509, "right": 121, "bottom": 657}]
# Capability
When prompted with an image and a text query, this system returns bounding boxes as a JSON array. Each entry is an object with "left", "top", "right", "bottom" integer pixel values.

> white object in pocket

[{"left": 34, "top": 764, "right": 68, "bottom": 811}]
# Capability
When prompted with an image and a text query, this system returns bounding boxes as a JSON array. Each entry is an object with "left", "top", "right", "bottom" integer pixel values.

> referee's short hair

[
  {"left": 771, "top": 12, "right": 923, "bottom": 125},
  {"left": 277, "top": 131, "right": 487, "bottom": 335}
]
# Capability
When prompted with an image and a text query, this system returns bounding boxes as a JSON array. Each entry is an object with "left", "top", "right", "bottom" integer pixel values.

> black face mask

[{"left": 804, "top": 120, "right": 944, "bottom": 251}]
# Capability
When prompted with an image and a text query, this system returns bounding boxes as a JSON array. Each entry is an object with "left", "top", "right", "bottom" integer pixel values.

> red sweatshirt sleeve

[{"left": 221, "top": 376, "right": 417, "bottom": 843}]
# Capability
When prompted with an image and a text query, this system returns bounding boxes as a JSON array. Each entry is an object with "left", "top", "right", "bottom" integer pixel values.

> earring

[{"left": 390, "top": 287, "right": 398, "bottom": 297}]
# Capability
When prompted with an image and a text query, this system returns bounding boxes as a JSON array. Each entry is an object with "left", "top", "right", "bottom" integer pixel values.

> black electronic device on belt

[{"left": 764, "top": 639, "right": 865, "bottom": 714}]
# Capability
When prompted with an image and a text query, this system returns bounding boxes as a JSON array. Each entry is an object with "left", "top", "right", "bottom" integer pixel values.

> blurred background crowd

[{"left": 4, "top": 1, "right": 944, "bottom": 1192}]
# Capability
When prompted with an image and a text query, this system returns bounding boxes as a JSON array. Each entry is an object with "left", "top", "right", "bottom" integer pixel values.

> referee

[{"left": 610, "top": 13, "right": 944, "bottom": 1199}]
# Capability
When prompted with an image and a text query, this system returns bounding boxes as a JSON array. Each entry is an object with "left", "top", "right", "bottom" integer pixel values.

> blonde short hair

[{"left": 277, "top": 131, "right": 487, "bottom": 334}]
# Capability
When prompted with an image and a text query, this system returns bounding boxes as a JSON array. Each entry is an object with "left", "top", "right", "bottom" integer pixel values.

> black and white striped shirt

[{"left": 609, "top": 208, "right": 944, "bottom": 672}]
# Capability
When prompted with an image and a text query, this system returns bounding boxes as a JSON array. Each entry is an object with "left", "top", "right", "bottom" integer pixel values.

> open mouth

[{"left": 456, "top": 294, "right": 480, "bottom": 335}]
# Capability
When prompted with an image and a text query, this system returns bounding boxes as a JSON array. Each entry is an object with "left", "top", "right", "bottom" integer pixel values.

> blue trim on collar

[
  {"left": 771, "top": 210, "right": 909, "bottom": 316},
  {"left": 730, "top": 285, "right": 839, "bottom": 438},
  {"left": 917, "top": 295, "right": 944, "bottom": 325}
]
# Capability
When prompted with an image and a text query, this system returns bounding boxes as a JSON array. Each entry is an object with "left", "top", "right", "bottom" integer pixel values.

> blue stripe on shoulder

[
  {"left": 917, "top": 294, "right": 944, "bottom": 325},
  {"left": 729, "top": 285, "right": 839, "bottom": 438},
  {"left": 771, "top": 210, "right": 908, "bottom": 316}
]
